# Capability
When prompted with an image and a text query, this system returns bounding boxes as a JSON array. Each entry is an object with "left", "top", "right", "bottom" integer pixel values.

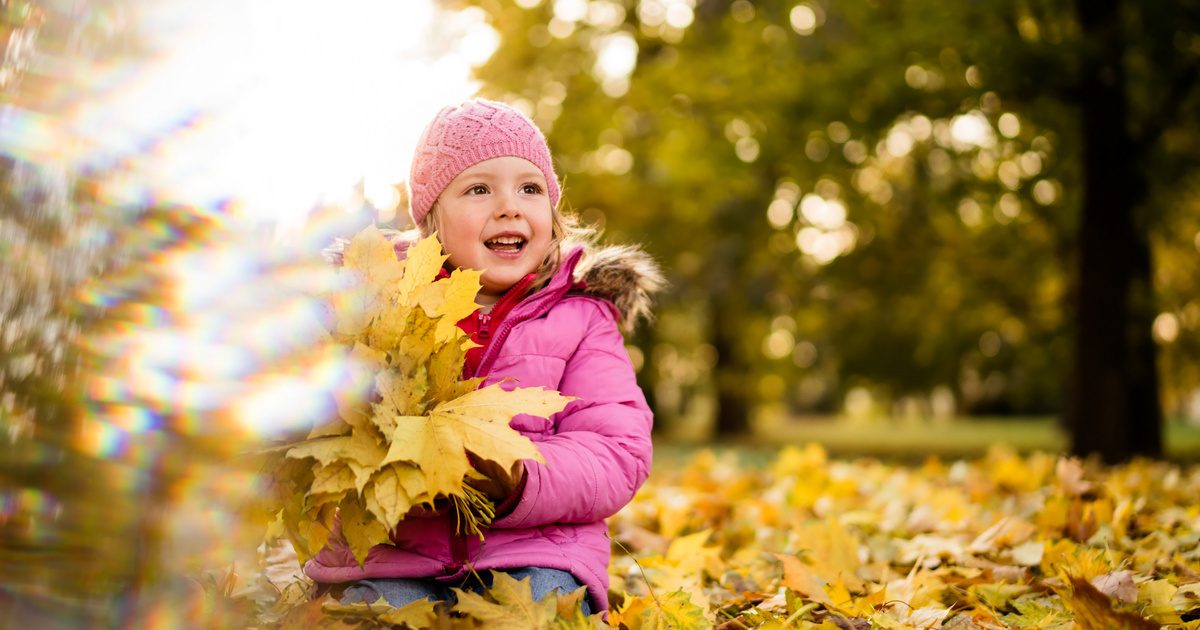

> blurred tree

[
  {"left": 457, "top": 0, "right": 1200, "bottom": 459},
  {"left": 0, "top": 1, "right": 247, "bottom": 622},
  {"left": 0, "top": 1, "right": 142, "bottom": 621},
  {"left": 959, "top": 0, "right": 1200, "bottom": 460}
]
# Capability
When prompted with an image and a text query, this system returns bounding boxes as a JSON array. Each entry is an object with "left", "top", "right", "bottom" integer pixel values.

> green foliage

[{"left": 458, "top": 0, "right": 1200, "bottom": 429}]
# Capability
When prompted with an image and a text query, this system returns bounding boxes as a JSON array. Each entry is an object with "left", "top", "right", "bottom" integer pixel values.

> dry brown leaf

[{"left": 1061, "top": 576, "right": 1158, "bottom": 630}]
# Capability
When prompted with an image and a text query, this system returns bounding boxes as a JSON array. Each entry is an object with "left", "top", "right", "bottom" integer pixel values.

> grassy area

[{"left": 656, "top": 416, "right": 1200, "bottom": 464}]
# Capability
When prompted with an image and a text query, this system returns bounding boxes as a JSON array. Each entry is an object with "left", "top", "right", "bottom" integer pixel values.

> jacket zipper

[
  {"left": 470, "top": 279, "right": 546, "bottom": 378},
  {"left": 446, "top": 307, "right": 538, "bottom": 570},
  {"left": 471, "top": 246, "right": 586, "bottom": 378},
  {"left": 448, "top": 285, "right": 529, "bottom": 569},
  {"left": 472, "top": 305, "right": 537, "bottom": 378},
  {"left": 444, "top": 260, "right": 582, "bottom": 569}
]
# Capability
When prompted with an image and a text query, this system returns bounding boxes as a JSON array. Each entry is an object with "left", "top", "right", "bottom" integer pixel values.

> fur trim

[{"left": 571, "top": 243, "right": 665, "bottom": 332}]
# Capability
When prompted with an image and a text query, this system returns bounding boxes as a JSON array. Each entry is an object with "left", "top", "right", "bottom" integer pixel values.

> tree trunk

[
  {"left": 711, "top": 299, "right": 750, "bottom": 436},
  {"left": 1068, "top": 0, "right": 1162, "bottom": 462}
]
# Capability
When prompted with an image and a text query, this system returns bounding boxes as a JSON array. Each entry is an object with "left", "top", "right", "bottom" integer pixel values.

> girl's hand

[
  {"left": 321, "top": 237, "right": 350, "bottom": 266},
  {"left": 465, "top": 455, "right": 527, "bottom": 505}
]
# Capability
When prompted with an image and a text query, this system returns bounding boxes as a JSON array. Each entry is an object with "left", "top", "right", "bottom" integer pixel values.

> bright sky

[
  {"left": 13, "top": 0, "right": 497, "bottom": 229},
  {"left": 1, "top": 1, "right": 499, "bottom": 441}
]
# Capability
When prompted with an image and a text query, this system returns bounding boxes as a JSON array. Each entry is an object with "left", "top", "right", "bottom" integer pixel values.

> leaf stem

[
  {"left": 610, "top": 537, "right": 670, "bottom": 622},
  {"left": 783, "top": 602, "right": 820, "bottom": 627}
]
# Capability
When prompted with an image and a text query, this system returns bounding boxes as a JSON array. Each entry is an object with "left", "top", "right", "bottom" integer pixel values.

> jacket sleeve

[{"left": 490, "top": 300, "right": 653, "bottom": 529}]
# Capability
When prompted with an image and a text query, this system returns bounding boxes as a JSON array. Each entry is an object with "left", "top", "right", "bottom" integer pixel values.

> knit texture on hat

[{"left": 408, "top": 99, "right": 560, "bottom": 225}]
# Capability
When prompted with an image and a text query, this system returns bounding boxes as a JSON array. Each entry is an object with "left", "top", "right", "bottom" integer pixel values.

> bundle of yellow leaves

[{"left": 268, "top": 227, "right": 572, "bottom": 565}]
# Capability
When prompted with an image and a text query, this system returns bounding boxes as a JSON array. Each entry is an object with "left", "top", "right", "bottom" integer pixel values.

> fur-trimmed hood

[{"left": 569, "top": 242, "right": 665, "bottom": 333}]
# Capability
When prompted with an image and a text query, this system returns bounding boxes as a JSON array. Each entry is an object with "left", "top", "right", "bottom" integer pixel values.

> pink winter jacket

[{"left": 305, "top": 244, "right": 663, "bottom": 611}]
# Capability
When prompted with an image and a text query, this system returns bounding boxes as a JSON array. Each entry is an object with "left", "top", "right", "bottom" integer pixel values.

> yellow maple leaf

[
  {"left": 775, "top": 552, "right": 835, "bottom": 606},
  {"left": 613, "top": 590, "right": 712, "bottom": 630},
  {"left": 793, "top": 518, "right": 866, "bottom": 592},
  {"left": 333, "top": 227, "right": 406, "bottom": 338},
  {"left": 826, "top": 577, "right": 855, "bottom": 614},
  {"left": 332, "top": 342, "right": 386, "bottom": 434},
  {"left": 329, "top": 282, "right": 375, "bottom": 340},
  {"left": 275, "top": 500, "right": 336, "bottom": 564},
  {"left": 419, "top": 267, "right": 483, "bottom": 343},
  {"left": 1140, "top": 579, "right": 1182, "bottom": 624},
  {"left": 376, "top": 365, "right": 430, "bottom": 419},
  {"left": 396, "top": 232, "right": 447, "bottom": 305},
  {"left": 666, "top": 529, "right": 725, "bottom": 579},
  {"left": 285, "top": 429, "right": 384, "bottom": 468},
  {"left": 552, "top": 588, "right": 594, "bottom": 625},
  {"left": 285, "top": 431, "right": 386, "bottom": 471},
  {"left": 339, "top": 496, "right": 390, "bottom": 566},
  {"left": 306, "top": 416, "right": 351, "bottom": 440},
  {"left": 382, "top": 384, "right": 564, "bottom": 497},
  {"left": 428, "top": 341, "right": 482, "bottom": 403},
  {"left": 342, "top": 226, "right": 406, "bottom": 291},
  {"left": 286, "top": 431, "right": 387, "bottom": 497},
  {"left": 377, "top": 597, "right": 439, "bottom": 628},
  {"left": 452, "top": 572, "right": 558, "bottom": 628},
  {"left": 362, "top": 463, "right": 425, "bottom": 527},
  {"left": 310, "top": 463, "right": 356, "bottom": 496},
  {"left": 394, "top": 308, "right": 438, "bottom": 372},
  {"left": 364, "top": 300, "right": 413, "bottom": 354}
]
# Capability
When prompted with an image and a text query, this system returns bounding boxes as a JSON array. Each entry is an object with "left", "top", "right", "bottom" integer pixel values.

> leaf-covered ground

[{"left": 237, "top": 444, "right": 1200, "bottom": 628}]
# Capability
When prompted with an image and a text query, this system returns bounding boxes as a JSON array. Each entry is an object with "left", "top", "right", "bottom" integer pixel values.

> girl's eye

[
  {"left": 520, "top": 183, "right": 543, "bottom": 195},
  {"left": 466, "top": 184, "right": 489, "bottom": 195}
]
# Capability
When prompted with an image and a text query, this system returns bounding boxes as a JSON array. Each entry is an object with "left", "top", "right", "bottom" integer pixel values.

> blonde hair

[{"left": 418, "top": 201, "right": 597, "bottom": 296}]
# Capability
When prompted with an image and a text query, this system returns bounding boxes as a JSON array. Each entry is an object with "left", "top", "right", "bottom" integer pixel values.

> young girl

[{"left": 305, "top": 99, "right": 662, "bottom": 614}]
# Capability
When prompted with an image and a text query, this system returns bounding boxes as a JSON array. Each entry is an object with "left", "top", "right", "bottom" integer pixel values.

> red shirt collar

[{"left": 456, "top": 272, "right": 537, "bottom": 378}]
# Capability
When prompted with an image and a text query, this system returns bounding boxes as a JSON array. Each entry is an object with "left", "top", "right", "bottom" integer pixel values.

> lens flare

[{"left": 2, "top": 0, "right": 489, "bottom": 621}]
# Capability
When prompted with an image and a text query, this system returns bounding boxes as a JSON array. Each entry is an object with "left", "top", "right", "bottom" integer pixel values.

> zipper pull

[{"left": 477, "top": 312, "right": 491, "bottom": 339}]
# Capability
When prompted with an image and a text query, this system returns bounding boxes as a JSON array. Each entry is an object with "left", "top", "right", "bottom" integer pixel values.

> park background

[{"left": 1, "top": 0, "right": 1198, "bottom": 626}]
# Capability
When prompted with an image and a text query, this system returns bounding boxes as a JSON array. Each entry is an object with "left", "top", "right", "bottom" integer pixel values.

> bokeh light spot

[
  {"left": 1032, "top": 179, "right": 1059, "bottom": 205},
  {"left": 789, "top": 4, "right": 818, "bottom": 35},
  {"left": 735, "top": 136, "right": 760, "bottom": 162},
  {"left": 998, "top": 113, "right": 1021, "bottom": 138},
  {"left": 1153, "top": 313, "right": 1180, "bottom": 344}
]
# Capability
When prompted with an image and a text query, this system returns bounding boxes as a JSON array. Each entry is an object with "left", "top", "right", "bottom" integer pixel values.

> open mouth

[{"left": 484, "top": 235, "right": 526, "bottom": 253}]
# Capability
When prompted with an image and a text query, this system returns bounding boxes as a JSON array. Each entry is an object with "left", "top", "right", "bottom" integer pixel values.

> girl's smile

[
  {"left": 483, "top": 231, "right": 528, "bottom": 257},
  {"left": 433, "top": 155, "right": 554, "bottom": 304}
]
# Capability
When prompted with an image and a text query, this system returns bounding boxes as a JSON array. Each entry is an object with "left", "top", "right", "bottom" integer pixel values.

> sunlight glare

[{"left": 5, "top": 0, "right": 493, "bottom": 230}]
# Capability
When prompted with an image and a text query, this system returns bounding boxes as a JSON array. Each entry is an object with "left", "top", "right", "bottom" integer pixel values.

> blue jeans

[{"left": 340, "top": 567, "right": 590, "bottom": 615}]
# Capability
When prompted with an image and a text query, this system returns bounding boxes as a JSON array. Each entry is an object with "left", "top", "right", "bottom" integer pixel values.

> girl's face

[{"left": 433, "top": 155, "right": 555, "bottom": 304}]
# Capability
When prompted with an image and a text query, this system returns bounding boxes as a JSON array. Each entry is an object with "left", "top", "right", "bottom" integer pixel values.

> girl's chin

[{"left": 480, "top": 274, "right": 527, "bottom": 297}]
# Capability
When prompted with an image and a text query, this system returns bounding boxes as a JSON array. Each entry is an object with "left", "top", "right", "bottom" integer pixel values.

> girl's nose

[{"left": 494, "top": 190, "right": 522, "bottom": 218}]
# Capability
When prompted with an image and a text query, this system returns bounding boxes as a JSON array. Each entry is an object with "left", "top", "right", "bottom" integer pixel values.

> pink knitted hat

[{"left": 408, "top": 99, "right": 560, "bottom": 225}]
